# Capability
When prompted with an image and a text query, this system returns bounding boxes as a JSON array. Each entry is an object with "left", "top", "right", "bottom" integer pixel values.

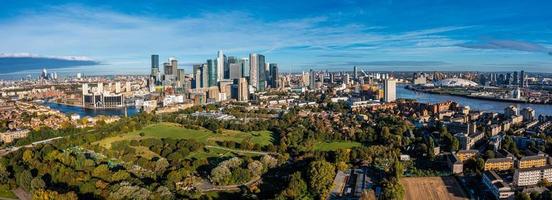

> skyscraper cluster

[
  {"left": 479, "top": 70, "right": 528, "bottom": 87},
  {"left": 150, "top": 51, "right": 279, "bottom": 103}
]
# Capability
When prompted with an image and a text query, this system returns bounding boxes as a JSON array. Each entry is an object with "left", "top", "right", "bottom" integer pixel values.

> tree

[
  {"left": 247, "top": 161, "right": 264, "bottom": 177},
  {"left": 485, "top": 150, "right": 495, "bottom": 159},
  {"left": 31, "top": 177, "right": 46, "bottom": 191},
  {"left": 278, "top": 172, "right": 308, "bottom": 199},
  {"left": 16, "top": 170, "right": 33, "bottom": 191},
  {"left": 111, "top": 171, "right": 131, "bottom": 182},
  {"left": 92, "top": 164, "right": 111, "bottom": 181},
  {"left": 307, "top": 160, "right": 336, "bottom": 199}
]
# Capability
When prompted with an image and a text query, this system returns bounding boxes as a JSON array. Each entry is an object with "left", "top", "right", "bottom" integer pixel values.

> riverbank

[
  {"left": 397, "top": 85, "right": 552, "bottom": 116},
  {"left": 42, "top": 101, "right": 139, "bottom": 117},
  {"left": 404, "top": 85, "right": 549, "bottom": 105}
]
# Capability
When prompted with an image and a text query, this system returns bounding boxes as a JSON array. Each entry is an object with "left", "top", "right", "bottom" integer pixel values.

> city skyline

[{"left": 0, "top": 0, "right": 552, "bottom": 76}]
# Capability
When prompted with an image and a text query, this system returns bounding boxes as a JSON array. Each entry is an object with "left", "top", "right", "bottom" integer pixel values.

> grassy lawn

[
  {"left": 0, "top": 185, "right": 16, "bottom": 199},
  {"left": 313, "top": 141, "right": 362, "bottom": 151},
  {"left": 96, "top": 122, "right": 273, "bottom": 149}
]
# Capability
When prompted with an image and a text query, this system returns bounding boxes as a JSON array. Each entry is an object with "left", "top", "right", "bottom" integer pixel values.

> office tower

[
  {"left": 227, "top": 56, "right": 237, "bottom": 79},
  {"left": 207, "top": 59, "right": 217, "bottom": 87},
  {"left": 194, "top": 70, "right": 201, "bottom": 91},
  {"left": 241, "top": 58, "right": 249, "bottom": 77},
  {"left": 384, "top": 78, "right": 396, "bottom": 102},
  {"left": 201, "top": 63, "right": 209, "bottom": 88},
  {"left": 150, "top": 55, "right": 160, "bottom": 84},
  {"left": 353, "top": 66, "right": 358, "bottom": 80},
  {"left": 344, "top": 74, "right": 350, "bottom": 85},
  {"left": 238, "top": 78, "right": 248, "bottom": 101},
  {"left": 520, "top": 70, "right": 526, "bottom": 87},
  {"left": 229, "top": 63, "right": 242, "bottom": 80},
  {"left": 330, "top": 73, "right": 335, "bottom": 84},
  {"left": 269, "top": 63, "right": 278, "bottom": 88},
  {"left": 125, "top": 82, "right": 131, "bottom": 92},
  {"left": 309, "top": 69, "right": 315, "bottom": 90},
  {"left": 171, "top": 58, "right": 178, "bottom": 75},
  {"left": 249, "top": 53, "right": 265, "bottom": 91},
  {"left": 164, "top": 62, "right": 173, "bottom": 75},
  {"left": 177, "top": 69, "right": 185, "bottom": 81},
  {"left": 216, "top": 50, "right": 226, "bottom": 81},
  {"left": 513, "top": 71, "right": 519, "bottom": 85}
]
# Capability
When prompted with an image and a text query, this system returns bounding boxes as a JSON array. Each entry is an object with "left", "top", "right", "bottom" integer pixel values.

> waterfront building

[
  {"left": 504, "top": 105, "right": 519, "bottom": 117},
  {"left": 521, "top": 107, "right": 536, "bottom": 121},
  {"left": 384, "top": 78, "right": 396, "bottom": 102}
]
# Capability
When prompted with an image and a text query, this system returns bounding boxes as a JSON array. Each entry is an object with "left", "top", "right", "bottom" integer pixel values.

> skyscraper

[
  {"left": 238, "top": 78, "right": 249, "bottom": 102},
  {"left": 384, "top": 78, "right": 396, "bottom": 102},
  {"left": 269, "top": 63, "right": 278, "bottom": 88},
  {"left": 216, "top": 50, "right": 226, "bottom": 82},
  {"left": 229, "top": 62, "right": 242, "bottom": 80},
  {"left": 309, "top": 69, "right": 315, "bottom": 90},
  {"left": 353, "top": 66, "right": 358, "bottom": 80},
  {"left": 249, "top": 53, "right": 266, "bottom": 91},
  {"left": 207, "top": 59, "right": 217, "bottom": 87},
  {"left": 151, "top": 55, "right": 160, "bottom": 83},
  {"left": 249, "top": 53, "right": 258, "bottom": 89},
  {"left": 520, "top": 70, "right": 526, "bottom": 87}
]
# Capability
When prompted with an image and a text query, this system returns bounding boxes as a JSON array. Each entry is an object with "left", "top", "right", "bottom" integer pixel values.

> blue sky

[{"left": 0, "top": 0, "right": 551, "bottom": 75}]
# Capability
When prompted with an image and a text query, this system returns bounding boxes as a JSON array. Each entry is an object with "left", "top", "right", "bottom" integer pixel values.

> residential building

[
  {"left": 483, "top": 171, "right": 514, "bottom": 199},
  {"left": 485, "top": 158, "right": 514, "bottom": 171},
  {"left": 514, "top": 166, "right": 552, "bottom": 187},
  {"left": 384, "top": 78, "right": 396, "bottom": 102},
  {"left": 518, "top": 155, "right": 547, "bottom": 169}
]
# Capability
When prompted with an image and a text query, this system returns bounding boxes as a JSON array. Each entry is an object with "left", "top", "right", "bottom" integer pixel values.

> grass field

[
  {"left": 0, "top": 184, "right": 16, "bottom": 199},
  {"left": 312, "top": 141, "right": 362, "bottom": 151},
  {"left": 96, "top": 122, "right": 274, "bottom": 149},
  {"left": 401, "top": 177, "right": 468, "bottom": 200}
]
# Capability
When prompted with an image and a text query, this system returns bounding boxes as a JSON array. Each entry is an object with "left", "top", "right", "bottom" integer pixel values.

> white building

[
  {"left": 384, "top": 78, "right": 396, "bottom": 102},
  {"left": 514, "top": 166, "right": 552, "bottom": 187}
]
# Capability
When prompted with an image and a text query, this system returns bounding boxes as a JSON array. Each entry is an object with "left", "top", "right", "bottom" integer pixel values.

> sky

[{"left": 0, "top": 0, "right": 551, "bottom": 76}]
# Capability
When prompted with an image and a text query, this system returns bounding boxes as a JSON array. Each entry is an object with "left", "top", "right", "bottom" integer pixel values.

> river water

[
  {"left": 43, "top": 102, "right": 140, "bottom": 118},
  {"left": 397, "top": 85, "right": 552, "bottom": 116}
]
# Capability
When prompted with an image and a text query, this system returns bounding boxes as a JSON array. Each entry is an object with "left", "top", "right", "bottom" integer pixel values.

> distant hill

[{"left": 0, "top": 57, "right": 100, "bottom": 74}]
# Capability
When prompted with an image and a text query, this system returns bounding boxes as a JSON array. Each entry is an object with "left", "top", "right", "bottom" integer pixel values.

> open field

[
  {"left": 96, "top": 122, "right": 274, "bottom": 149},
  {"left": 401, "top": 177, "right": 468, "bottom": 200},
  {"left": 313, "top": 141, "right": 362, "bottom": 151}
]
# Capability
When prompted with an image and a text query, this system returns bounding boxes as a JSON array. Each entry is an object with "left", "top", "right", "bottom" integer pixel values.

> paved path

[
  {"left": 0, "top": 137, "right": 63, "bottom": 156},
  {"left": 205, "top": 145, "right": 280, "bottom": 156}
]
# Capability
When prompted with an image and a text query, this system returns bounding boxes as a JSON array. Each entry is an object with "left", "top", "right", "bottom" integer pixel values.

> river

[
  {"left": 397, "top": 85, "right": 552, "bottom": 116},
  {"left": 43, "top": 102, "right": 140, "bottom": 118}
]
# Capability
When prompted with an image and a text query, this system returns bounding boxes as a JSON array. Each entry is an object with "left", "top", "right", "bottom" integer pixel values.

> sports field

[{"left": 401, "top": 177, "right": 468, "bottom": 200}]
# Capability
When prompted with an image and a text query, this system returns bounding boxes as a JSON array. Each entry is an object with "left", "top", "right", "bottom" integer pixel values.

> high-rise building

[
  {"left": 309, "top": 69, "right": 315, "bottom": 90},
  {"left": 194, "top": 69, "right": 201, "bottom": 91},
  {"left": 521, "top": 107, "right": 536, "bottom": 121},
  {"left": 249, "top": 54, "right": 258, "bottom": 89},
  {"left": 269, "top": 63, "right": 278, "bottom": 88},
  {"left": 241, "top": 58, "right": 249, "bottom": 77},
  {"left": 150, "top": 55, "right": 160, "bottom": 84},
  {"left": 217, "top": 50, "right": 226, "bottom": 82},
  {"left": 229, "top": 62, "right": 242, "bottom": 80},
  {"left": 201, "top": 63, "right": 209, "bottom": 89},
  {"left": 207, "top": 59, "right": 217, "bottom": 87},
  {"left": 238, "top": 78, "right": 249, "bottom": 102},
  {"left": 513, "top": 71, "right": 519, "bottom": 85},
  {"left": 384, "top": 78, "right": 396, "bottom": 102},
  {"left": 353, "top": 66, "right": 358, "bottom": 80},
  {"left": 520, "top": 70, "right": 526, "bottom": 87},
  {"left": 249, "top": 53, "right": 266, "bottom": 91}
]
